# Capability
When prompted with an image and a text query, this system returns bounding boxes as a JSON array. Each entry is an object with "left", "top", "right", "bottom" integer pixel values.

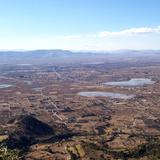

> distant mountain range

[{"left": 0, "top": 49, "right": 159, "bottom": 65}]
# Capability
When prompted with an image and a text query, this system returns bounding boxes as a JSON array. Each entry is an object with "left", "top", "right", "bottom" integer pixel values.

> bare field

[{"left": 0, "top": 53, "right": 160, "bottom": 159}]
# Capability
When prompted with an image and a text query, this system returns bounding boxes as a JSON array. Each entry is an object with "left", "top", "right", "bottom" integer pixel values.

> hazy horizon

[{"left": 0, "top": 49, "right": 160, "bottom": 53}]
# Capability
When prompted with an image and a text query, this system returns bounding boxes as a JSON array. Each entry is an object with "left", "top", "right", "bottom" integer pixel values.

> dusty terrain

[{"left": 0, "top": 51, "right": 160, "bottom": 159}]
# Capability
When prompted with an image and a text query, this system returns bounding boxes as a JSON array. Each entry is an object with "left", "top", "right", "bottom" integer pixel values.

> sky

[{"left": 0, "top": 0, "right": 160, "bottom": 51}]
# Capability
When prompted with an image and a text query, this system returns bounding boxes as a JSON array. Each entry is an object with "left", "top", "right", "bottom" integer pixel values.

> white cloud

[
  {"left": 1, "top": 26, "right": 160, "bottom": 50},
  {"left": 99, "top": 26, "right": 160, "bottom": 37},
  {"left": 55, "top": 26, "right": 160, "bottom": 39}
]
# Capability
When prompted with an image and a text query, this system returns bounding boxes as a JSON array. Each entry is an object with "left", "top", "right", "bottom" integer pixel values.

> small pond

[
  {"left": 32, "top": 87, "right": 43, "bottom": 92},
  {"left": 24, "top": 81, "right": 33, "bottom": 85},
  {"left": 0, "top": 84, "right": 12, "bottom": 89},
  {"left": 78, "top": 91, "right": 134, "bottom": 99},
  {"left": 104, "top": 78, "right": 155, "bottom": 87}
]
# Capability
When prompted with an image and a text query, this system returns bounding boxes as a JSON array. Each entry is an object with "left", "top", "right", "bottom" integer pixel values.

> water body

[
  {"left": 32, "top": 87, "right": 43, "bottom": 92},
  {"left": 24, "top": 81, "right": 32, "bottom": 85},
  {"left": 0, "top": 84, "right": 12, "bottom": 89},
  {"left": 17, "top": 64, "right": 32, "bottom": 66},
  {"left": 78, "top": 91, "right": 134, "bottom": 99},
  {"left": 86, "top": 62, "right": 104, "bottom": 65},
  {"left": 104, "top": 78, "right": 155, "bottom": 87}
]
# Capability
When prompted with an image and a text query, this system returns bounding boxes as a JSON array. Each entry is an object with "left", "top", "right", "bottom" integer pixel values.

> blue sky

[{"left": 0, "top": 0, "right": 160, "bottom": 50}]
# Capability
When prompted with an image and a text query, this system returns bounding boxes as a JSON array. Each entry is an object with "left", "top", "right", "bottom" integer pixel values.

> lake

[
  {"left": 24, "top": 81, "right": 33, "bottom": 85},
  {"left": 104, "top": 78, "right": 155, "bottom": 87},
  {"left": 32, "top": 87, "right": 43, "bottom": 92},
  {"left": 0, "top": 84, "right": 12, "bottom": 89},
  {"left": 78, "top": 91, "right": 134, "bottom": 99}
]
